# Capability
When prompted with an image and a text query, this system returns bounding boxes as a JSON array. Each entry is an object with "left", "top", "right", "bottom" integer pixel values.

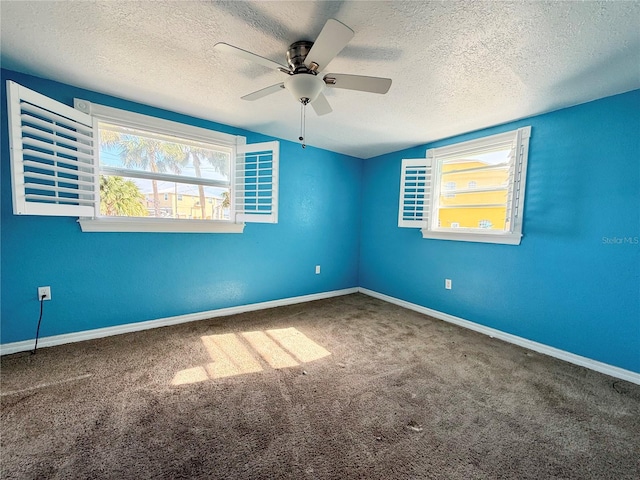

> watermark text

[{"left": 602, "top": 236, "right": 639, "bottom": 245}]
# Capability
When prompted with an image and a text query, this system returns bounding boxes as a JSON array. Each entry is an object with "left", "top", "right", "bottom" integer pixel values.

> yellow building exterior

[
  {"left": 145, "top": 192, "right": 227, "bottom": 220},
  {"left": 437, "top": 160, "right": 509, "bottom": 230}
]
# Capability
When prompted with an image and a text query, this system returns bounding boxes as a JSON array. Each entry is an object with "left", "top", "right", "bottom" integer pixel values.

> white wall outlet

[
  {"left": 315, "top": 265, "right": 321, "bottom": 274},
  {"left": 445, "top": 279, "right": 452, "bottom": 290},
  {"left": 38, "top": 286, "right": 52, "bottom": 301}
]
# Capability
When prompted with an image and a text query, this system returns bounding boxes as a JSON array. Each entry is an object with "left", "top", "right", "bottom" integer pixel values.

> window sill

[
  {"left": 78, "top": 217, "right": 245, "bottom": 233},
  {"left": 420, "top": 228, "right": 522, "bottom": 245}
]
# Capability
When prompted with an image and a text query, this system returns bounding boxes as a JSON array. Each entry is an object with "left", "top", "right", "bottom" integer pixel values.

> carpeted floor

[{"left": 1, "top": 293, "right": 639, "bottom": 479}]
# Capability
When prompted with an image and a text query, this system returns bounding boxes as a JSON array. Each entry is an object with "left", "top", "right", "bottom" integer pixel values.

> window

[
  {"left": 444, "top": 181, "right": 456, "bottom": 198},
  {"left": 398, "top": 126, "right": 531, "bottom": 245},
  {"left": 6, "top": 81, "right": 279, "bottom": 233}
]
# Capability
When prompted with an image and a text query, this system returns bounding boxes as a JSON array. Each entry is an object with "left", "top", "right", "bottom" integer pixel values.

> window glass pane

[
  {"left": 438, "top": 206, "right": 507, "bottom": 230},
  {"left": 99, "top": 123, "right": 231, "bottom": 182},
  {"left": 436, "top": 146, "right": 512, "bottom": 231},
  {"left": 100, "top": 175, "right": 230, "bottom": 220},
  {"left": 439, "top": 189, "right": 509, "bottom": 207}
]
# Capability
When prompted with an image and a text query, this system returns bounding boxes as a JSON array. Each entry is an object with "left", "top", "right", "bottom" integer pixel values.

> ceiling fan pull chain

[
  {"left": 299, "top": 102, "right": 306, "bottom": 149},
  {"left": 299, "top": 102, "right": 303, "bottom": 142},
  {"left": 302, "top": 103, "right": 307, "bottom": 149}
]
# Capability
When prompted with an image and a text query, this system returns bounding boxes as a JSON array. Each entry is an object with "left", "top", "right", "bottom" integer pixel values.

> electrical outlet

[
  {"left": 315, "top": 265, "right": 321, "bottom": 274},
  {"left": 37, "top": 286, "right": 51, "bottom": 301},
  {"left": 445, "top": 279, "right": 452, "bottom": 290}
]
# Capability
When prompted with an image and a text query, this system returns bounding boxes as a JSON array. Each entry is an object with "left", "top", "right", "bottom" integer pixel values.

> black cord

[{"left": 31, "top": 295, "right": 45, "bottom": 355}]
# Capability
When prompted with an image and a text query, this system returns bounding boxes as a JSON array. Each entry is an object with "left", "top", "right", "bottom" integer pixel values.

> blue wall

[
  {"left": 0, "top": 69, "right": 362, "bottom": 343},
  {"left": 360, "top": 90, "right": 640, "bottom": 373}
]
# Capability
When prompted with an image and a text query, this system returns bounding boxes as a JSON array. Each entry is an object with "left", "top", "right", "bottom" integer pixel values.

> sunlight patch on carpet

[
  {"left": 171, "top": 328, "right": 331, "bottom": 385},
  {"left": 241, "top": 331, "right": 299, "bottom": 369},
  {"left": 203, "top": 333, "right": 264, "bottom": 379},
  {"left": 266, "top": 327, "right": 331, "bottom": 363},
  {"left": 171, "top": 366, "right": 209, "bottom": 385}
]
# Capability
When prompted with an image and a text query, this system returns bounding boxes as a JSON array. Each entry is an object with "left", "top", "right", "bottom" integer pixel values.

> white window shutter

[
  {"left": 398, "top": 158, "right": 432, "bottom": 228},
  {"left": 235, "top": 141, "right": 279, "bottom": 224},
  {"left": 7, "top": 81, "right": 97, "bottom": 217}
]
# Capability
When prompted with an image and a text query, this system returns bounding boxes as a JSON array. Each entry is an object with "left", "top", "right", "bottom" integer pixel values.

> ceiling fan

[{"left": 214, "top": 18, "right": 392, "bottom": 118}]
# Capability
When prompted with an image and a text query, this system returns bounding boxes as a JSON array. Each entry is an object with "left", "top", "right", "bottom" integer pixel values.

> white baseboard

[
  {"left": 0, "top": 287, "right": 358, "bottom": 356},
  {"left": 358, "top": 287, "right": 640, "bottom": 385},
  {"left": 4, "top": 286, "right": 638, "bottom": 386}
]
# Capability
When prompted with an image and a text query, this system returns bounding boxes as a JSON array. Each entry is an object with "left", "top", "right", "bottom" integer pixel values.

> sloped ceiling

[{"left": 1, "top": 1, "right": 639, "bottom": 158}]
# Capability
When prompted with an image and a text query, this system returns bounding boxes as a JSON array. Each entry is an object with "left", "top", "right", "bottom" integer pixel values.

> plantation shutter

[
  {"left": 505, "top": 126, "right": 531, "bottom": 232},
  {"left": 398, "top": 158, "right": 432, "bottom": 228},
  {"left": 7, "top": 81, "right": 97, "bottom": 217},
  {"left": 235, "top": 141, "right": 279, "bottom": 224}
]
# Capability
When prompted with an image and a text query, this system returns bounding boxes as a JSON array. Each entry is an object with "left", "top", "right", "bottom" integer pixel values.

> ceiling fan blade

[
  {"left": 214, "top": 42, "right": 288, "bottom": 71},
  {"left": 323, "top": 74, "right": 392, "bottom": 94},
  {"left": 241, "top": 83, "right": 285, "bottom": 101},
  {"left": 311, "top": 93, "right": 333, "bottom": 116},
  {"left": 305, "top": 19, "right": 354, "bottom": 71}
]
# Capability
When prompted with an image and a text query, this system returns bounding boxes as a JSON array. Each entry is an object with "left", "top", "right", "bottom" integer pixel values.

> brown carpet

[{"left": 1, "top": 293, "right": 639, "bottom": 479}]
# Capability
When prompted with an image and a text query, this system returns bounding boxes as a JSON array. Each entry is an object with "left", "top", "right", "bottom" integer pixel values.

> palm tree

[
  {"left": 182, "top": 147, "right": 229, "bottom": 219},
  {"left": 221, "top": 191, "right": 230, "bottom": 209},
  {"left": 100, "top": 129, "right": 185, "bottom": 217},
  {"left": 100, "top": 176, "right": 148, "bottom": 217}
]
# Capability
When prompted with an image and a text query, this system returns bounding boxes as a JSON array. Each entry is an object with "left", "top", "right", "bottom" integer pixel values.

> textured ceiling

[{"left": 1, "top": 1, "right": 639, "bottom": 159}]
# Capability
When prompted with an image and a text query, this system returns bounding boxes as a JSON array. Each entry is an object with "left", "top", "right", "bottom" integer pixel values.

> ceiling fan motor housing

[{"left": 286, "top": 41, "right": 314, "bottom": 72}]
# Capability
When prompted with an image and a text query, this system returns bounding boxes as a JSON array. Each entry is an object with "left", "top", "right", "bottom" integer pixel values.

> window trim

[
  {"left": 419, "top": 228, "right": 523, "bottom": 245},
  {"left": 74, "top": 99, "right": 246, "bottom": 233},
  {"left": 78, "top": 216, "right": 245, "bottom": 233},
  {"left": 74, "top": 99, "right": 241, "bottom": 148}
]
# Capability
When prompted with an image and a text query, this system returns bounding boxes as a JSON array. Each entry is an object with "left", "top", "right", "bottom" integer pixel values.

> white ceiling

[{"left": 1, "top": 1, "right": 639, "bottom": 159}]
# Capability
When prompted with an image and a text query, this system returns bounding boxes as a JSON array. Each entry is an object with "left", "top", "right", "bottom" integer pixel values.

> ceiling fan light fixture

[{"left": 284, "top": 74, "right": 324, "bottom": 104}]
